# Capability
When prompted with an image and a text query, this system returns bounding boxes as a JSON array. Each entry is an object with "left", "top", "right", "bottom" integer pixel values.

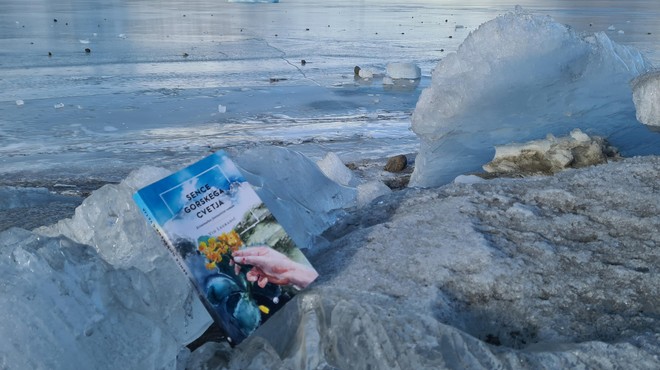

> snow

[
  {"left": 633, "top": 71, "right": 660, "bottom": 126},
  {"left": 410, "top": 7, "right": 656, "bottom": 187}
]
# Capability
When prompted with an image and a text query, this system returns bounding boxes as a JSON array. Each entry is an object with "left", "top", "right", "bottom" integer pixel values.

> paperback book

[{"left": 133, "top": 150, "right": 318, "bottom": 344}]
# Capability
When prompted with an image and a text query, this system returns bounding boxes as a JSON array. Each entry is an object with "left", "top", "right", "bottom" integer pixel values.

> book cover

[{"left": 133, "top": 150, "right": 318, "bottom": 345}]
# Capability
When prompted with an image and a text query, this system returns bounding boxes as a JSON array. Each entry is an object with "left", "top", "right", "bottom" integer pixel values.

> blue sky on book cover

[{"left": 135, "top": 151, "right": 246, "bottom": 228}]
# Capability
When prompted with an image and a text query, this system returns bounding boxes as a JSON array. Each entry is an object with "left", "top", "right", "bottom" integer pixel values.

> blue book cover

[{"left": 133, "top": 150, "right": 318, "bottom": 345}]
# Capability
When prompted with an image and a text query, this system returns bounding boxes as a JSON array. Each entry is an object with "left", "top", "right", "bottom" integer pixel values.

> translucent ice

[
  {"left": 410, "top": 8, "right": 653, "bottom": 187},
  {"left": 316, "top": 151, "right": 359, "bottom": 187},
  {"left": 356, "top": 181, "right": 391, "bottom": 207},
  {"left": 386, "top": 62, "right": 421, "bottom": 80},
  {"left": 316, "top": 152, "right": 391, "bottom": 207},
  {"left": 632, "top": 70, "right": 660, "bottom": 126},
  {"left": 0, "top": 228, "right": 180, "bottom": 369},
  {"left": 38, "top": 166, "right": 213, "bottom": 346},
  {"left": 235, "top": 146, "right": 357, "bottom": 250}
]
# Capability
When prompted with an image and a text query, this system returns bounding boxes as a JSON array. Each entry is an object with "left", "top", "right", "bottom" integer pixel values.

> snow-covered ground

[{"left": 1, "top": 0, "right": 659, "bottom": 369}]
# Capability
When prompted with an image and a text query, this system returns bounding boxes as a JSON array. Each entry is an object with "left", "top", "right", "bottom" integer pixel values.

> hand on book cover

[{"left": 232, "top": 246, "right": 318, "bottom": 289}]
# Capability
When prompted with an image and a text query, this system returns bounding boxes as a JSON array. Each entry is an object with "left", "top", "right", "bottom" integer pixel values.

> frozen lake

[
  {"left": 1, "top": 0, "right": 659, "bottom": 186},
  {"left": 1, "top": 2, "right": 659, "bottom": 367}
]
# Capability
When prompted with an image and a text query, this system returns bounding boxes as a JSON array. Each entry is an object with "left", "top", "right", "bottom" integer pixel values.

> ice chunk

[
  {"left": 38, "top": 166, "right": 213, "bottom": 345},
  {"left": 358, "top": 68, "right": 375, "bottom": 79},
  {"left": 632, "top": 70, "right": 660, "bottom": 126},
  {"left": 316, "top": 151, "right": 392, "bottom": 207},
  {"left": 227, "top": 0, "right": 279, "bottom": 2},
  {"left": 386, "top": 62, "right": 421, "bottom": 79},
  {"left": 410, "top": 8, "right": 652, "bottom": 187},
  {"left": 218, "top": 104, "right": 227, "bottom": 113},
  {"left": 0, "top": 228, "right": 180, "bottom": 369},
  {"left": 201, "top": 155, "right": 660, "bottom": 369},
  {"left": 15, "top": 99, "right": 24, "bottom": 106},
  {"left": 235, "top": 146, "right": 357, "bottom": 249},
  {"left": 356, "top": 181, "right": 391, "bottom": 207},
  {"left": 316, "top": 152, "right": 359, "bottom": 187},
  {"left": 608, "top": 25, "right": 616, "bottom": 31},
  {"left": 54, "top": 103, "right": 64, "bottom": 109}
]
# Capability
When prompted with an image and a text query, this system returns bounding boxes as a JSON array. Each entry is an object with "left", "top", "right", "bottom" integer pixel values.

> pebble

[{"left": 384, "top": 155, "right": 408, "bottom": 173}]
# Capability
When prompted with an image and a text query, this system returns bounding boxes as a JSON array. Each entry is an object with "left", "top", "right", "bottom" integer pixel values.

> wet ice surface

[{"left": 2, "top": 0, "right": 659, "bottom": 190}]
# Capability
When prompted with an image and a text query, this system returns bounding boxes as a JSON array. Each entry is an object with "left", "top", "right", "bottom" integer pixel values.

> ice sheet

[{"left": 2, "top": 0, "right": 658, "bottom": 187}]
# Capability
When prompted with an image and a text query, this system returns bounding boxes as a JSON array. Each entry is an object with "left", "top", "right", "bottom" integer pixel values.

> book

[{"left": 133, "top": 150, "right": 318, "bottom": 345}]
